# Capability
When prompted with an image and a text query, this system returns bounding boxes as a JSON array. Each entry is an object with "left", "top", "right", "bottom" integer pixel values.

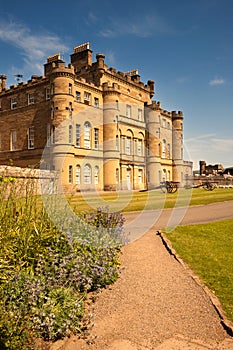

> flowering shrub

[{"left": 0, "top": 176, "right": 125, "bottom": 349}]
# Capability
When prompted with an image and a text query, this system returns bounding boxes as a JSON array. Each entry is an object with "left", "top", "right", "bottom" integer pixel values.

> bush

[{"left": 0, "top": 175, "right": 125, "bottom": 349}]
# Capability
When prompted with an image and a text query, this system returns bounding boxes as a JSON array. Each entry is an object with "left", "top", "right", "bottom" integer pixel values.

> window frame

[
  {"left": 27, "top": 127, "right": 35, "bottom": 149},
  {"left": 11, "top": 97, "right": 17, "bottom": 109}
]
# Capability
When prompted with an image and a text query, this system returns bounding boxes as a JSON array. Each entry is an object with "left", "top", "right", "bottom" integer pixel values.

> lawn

[
  {"left": 165, "top": 219, "right": 233, "bottom": 323},
  {"left": 67, "top": 187, "right": 233, "bottom": 213}
]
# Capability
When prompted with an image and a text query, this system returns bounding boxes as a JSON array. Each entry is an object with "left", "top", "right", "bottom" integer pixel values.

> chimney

[
  {"left": 70, "top": 42, "right": 92, "bottom": 72},
  {"left": 0, "top": 75, "right": 7, "bottom": 92}
]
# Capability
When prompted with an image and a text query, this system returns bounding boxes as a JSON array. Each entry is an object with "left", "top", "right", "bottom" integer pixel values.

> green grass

[
  {"left": 67, "top": 188, "right": 233, "bottom": 213},
  {"left": 165, "top": 219, "right": 233, "bottom": 323}
]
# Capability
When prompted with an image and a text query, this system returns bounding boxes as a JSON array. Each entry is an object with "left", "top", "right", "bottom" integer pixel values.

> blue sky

[{"left": 0, "top": 0, "right": 232, "bottom": 170}]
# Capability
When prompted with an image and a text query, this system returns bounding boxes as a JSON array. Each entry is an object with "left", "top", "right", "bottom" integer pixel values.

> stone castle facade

[{"left": 0, "top": 42, "right": 192, "bottom": 191}]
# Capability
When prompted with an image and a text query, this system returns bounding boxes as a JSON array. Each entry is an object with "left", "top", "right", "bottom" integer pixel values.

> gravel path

[{"left": 51, "top": 202, "right": 233, "bottom": 350}]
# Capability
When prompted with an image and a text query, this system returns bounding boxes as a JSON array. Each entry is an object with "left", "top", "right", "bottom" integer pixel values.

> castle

[{"left": 0, "top": 42, "right": 192, "bottom": 191}]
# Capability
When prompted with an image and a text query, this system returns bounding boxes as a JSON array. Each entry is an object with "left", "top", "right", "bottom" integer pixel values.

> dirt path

[{"left": 51, "top": 202, "right": 233, "bottom": 350}]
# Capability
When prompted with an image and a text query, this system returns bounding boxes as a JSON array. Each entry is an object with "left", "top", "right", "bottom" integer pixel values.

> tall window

[
  {"left": 76, "top": 124, "right": 80, "bottom": 147},
  {"left": 116, "top": 168, "right": 119, "bottom": 184},
  {"left": 126, "top": 137, "right": 131, "bottom": 155},
  {"left": 84, "top": 164, "right": 91, "bottom": 184},
  {"left": 28, "top": 127, "right": 34, "bottom": 149},
  {"left": 76, "top": 91, "right": 81, "bottom": 102},
  {"left": 69, "top": 125, "right": 73, "bottom": 144},
  {"left": 11, "top": 97, "right": 17, "bottom": 109},
  {"left": 167, "top": 143, "right": 171, "bottom": 158},
  {"left": 94, "top": 166, "right": 99, "bottom": 185},
  {"left": 45, "top": 87, "right": 50, "bottom": 100},
  {"left": 84, "top": 92, "right": 91, "bottom": 105},
  {"left": 138, "top": 108, "right": 143, "bottom": 121},
  {"left": 47, "top": 124, "right": 51, "bottom": 146},
  {"left": 94, "top": 97, "right": 99, "bottom": 108},
  {"left": 162, "top": 139, "right": 166, "bottom": 158},
  {"left": 76, "top": 165, "right": 81, "bottom": 184},
  {"left": 138, "top": 168, "right": 143, "bottom": 184},
  {"left": 137, "top": 139, "right": 142, "bottom": 156},
  {"left": 68, "top": 102, "right": 72, "bottom": 117},
  {"left": 51, "top": 101, "right": 55, "bottom": 119},
  {"left": 28, "top": 93, "right": 34, "bottom": 105},
  {"left": 116, "top": 135, "right": 119, "bottom": 151},
  {"left": 69, "top": 165, "right": 73, "bottom": 184},
  {"left": 94, "top": 128, "right": 99, "bottom": 149},
  {"left": 84, "top": 121, "right": 91, "bottom": 148},
  {"left": 10, "top": 130, "right": 17, "bottom": 151},
  {"left": 51, "top": 125, "right": 55, "bottom": 144},
  {"left": 126, "top": 104, "right": 131, "bottom": 118},
  {"left": 68, "top": 83, "right": 72, "bottom": 94}
]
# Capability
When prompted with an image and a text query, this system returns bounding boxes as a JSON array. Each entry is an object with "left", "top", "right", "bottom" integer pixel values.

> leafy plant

[{"left": 0, "top": 174, "right": 125, "bottom": 349}]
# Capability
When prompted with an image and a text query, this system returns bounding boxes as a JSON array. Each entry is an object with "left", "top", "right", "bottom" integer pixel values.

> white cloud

[
  {"left": 209, "top": 78, "right": 225, "bottom": 86},
  {"left": 99, "top": 14, "right": 175, "bottom": 38},
  {"left": 0, "top": 19, "right": 68, "bottom": 77}
]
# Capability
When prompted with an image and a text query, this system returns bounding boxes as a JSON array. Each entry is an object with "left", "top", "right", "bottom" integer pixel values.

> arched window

[
  {"left": 84, "top": 164, "right": 91, "bottom": 184},
  {"left": 94, "top": 166, "right": 99, "bottom": 185},
  {"left": 76, "top": 165, "right": 81, "bottom": 184},
  {"left": 84, "top": 121, "right": 91, "bottom": 148}
]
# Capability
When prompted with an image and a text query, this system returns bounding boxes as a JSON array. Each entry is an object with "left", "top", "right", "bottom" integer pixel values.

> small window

[
  {"left": 28, "top": 93, "right": 34, "bottom": 105},
  {"left": 76, "top": 165, "right": 80, "bottom": 184},
  {"left": 46, "top": 87, "right": 51, "bottom": 100},
  {"left": 137, "top": 139, "right": 142, "bottom": 156},
  {"left": 126, "top": 137, "right": 131, "bottom": 155},
  {"left": 168, "top": 143, "right": 171, "bottom": 158},
  {"left": 69, "top": 165, "right": 73, "bottom": 184},
  {"left": 10, "top": 130, "right": 17, "bottom": 151},
  {"left": 47, "top": 124, "right": 51, "bottom": 146},
  {"left": 116, "top": 100, "right": 119, "bottom": 109},
  {"left": 28, "top": 127, "right": 35, "bottom": 149},
  {"left": 76, "top": 91, "right": 81, "bottom": 102},
  {"left": 94, "top": 97, "right": 99, "bottom": 108},
  {"left": 84, "top": 92, "right": 91, "bottom": 105},
  {"left": 138, "top": 168, "right": 143, "bottom": 184},
  {"left": 126, "top": 105, "right": 131, "bottom": 118},
  {"left": 94, "top": 128, "right": 99, "bottom": 149},
  {"left": 116, "top": 135, "right": 119, "bottom": 151},
  {"left": 68, "top": 83, "right": 73, "bottom": 94},
  {"left": 11, "top": 97, "right": 17, "bottom": 109},
  {"left": 51, "top": 83, "right": 54, "bottom": 95},
  {"left": 162, "top": 118, "right": 166, "bottom": 127},
  {"left": 162, "top": 139, "right": 166, "bottom": 158},
  {"left": 84, "top": 121, "right": 91, "bottom": 148},
  {"left": 138, "top": 108, "right": 143, "bottom": 121},
  {"left": 94, "top": 166, "right": 99, "bottom": 185},
  {"left": 116, "top": 168, "right": 119, "bottom": 184},
  {"left": 76, "top": 124, "right": 80, "bottom": 147},
  {"left": 68, "top": 102, "right": 72, "bottom": 117},
  {"left": 69, "top": 125, "right": 73, "bottom": 144}
]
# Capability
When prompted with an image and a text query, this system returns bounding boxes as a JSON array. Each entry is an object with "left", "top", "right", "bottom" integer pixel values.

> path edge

[{"left": 156, "top": 230, "right": 233, "bottom": 338}]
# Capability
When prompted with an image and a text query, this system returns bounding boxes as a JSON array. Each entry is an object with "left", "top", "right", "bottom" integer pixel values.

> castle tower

[
  {"left": 146, "top": 101, "right": 162, "bottom": 188},
  {"left": 102, "top": 82, "right": 121, "bottom": 191},
  {"left": 172, "top": 111, "right": 184, "bottom": 182},
  {"left": 44, "top": 54, "right": 75, "bottom": 179},
  {"left": 200, "top": 160, "right": 206, "bottom": 175},
  {"left": 70, "top": 42, "right": 92, "bottom": 72}
]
